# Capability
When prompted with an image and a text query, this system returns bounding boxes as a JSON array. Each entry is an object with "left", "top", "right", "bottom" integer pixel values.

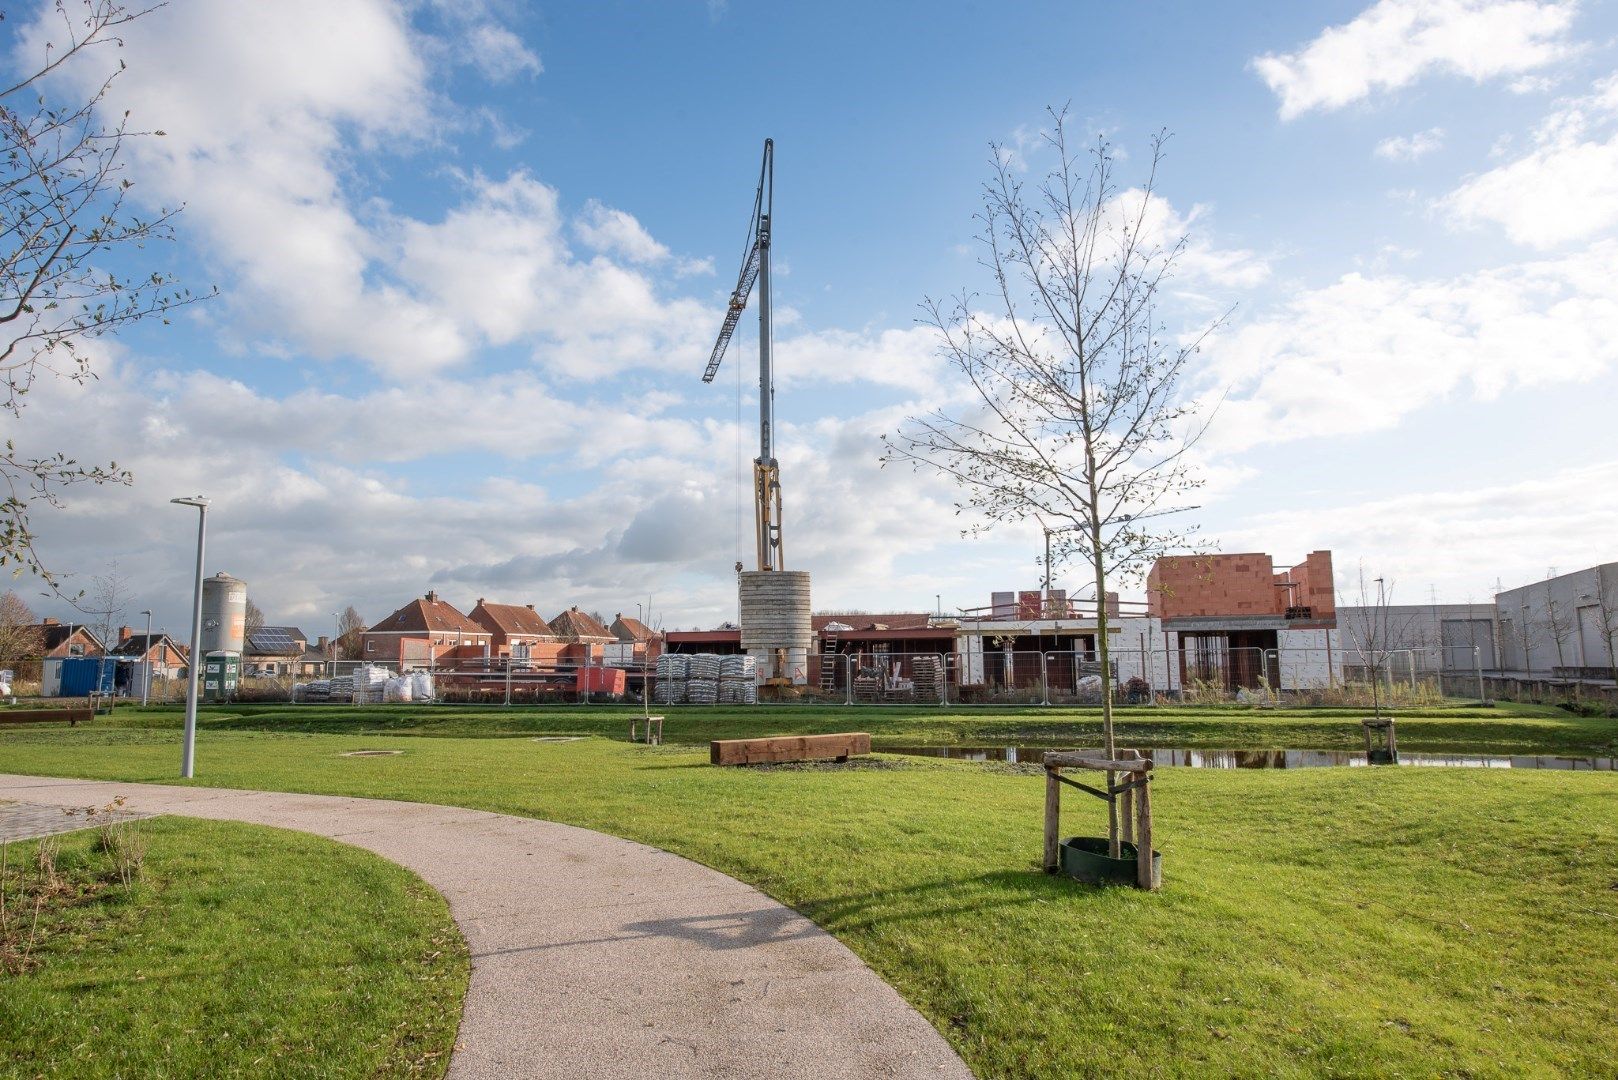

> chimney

[
  {"left": 477, "top": 597, "right": 485, "bottom": 607},
  {"left": 317, "top": 635, "right": 329, "bottom": 650},
  {"left": 425, "top": 590, "right": 438, "bottom": 603},
  {"left": 525, "top": 603, "right": 535, "bottom": 610},
  {"left": 119, "top": 625, "right": 133, "bottom": 643},
  {"left": 615, "top": 613, "right": 622, "bottom": 622},
  {"left": 42, "top": 616, "right": 58, "bottom": 626}
]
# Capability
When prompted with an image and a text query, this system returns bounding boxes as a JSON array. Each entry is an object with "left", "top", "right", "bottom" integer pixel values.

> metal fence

[{"left": 219, "top": 643, "right": 1495, "bottom": 708}]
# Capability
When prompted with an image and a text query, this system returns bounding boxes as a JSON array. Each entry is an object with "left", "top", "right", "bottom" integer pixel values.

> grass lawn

[
  {"left": 3, "top": 723, "right": 1616, "bottom": 1077},
  {"left": 0, "top": 814, "right": 467, "bottom": 1078},
  {"left": 79, "top": 697, "right": 1618, "bottom": 756}
]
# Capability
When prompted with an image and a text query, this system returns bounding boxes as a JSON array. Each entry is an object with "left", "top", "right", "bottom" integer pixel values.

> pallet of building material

[
  {"left": 719, "top": 654, "right": 757, "bottom": 680},
  {"left": 852, "top": 675, "right": 882, "bottom": 703},
  {"left": 656, "top": 654, "right": 689, "bottom": 680},
  {"left": 710, "top": 732, "right": 872, "bottom": 766},
  {"left": 686, "top": 677, "right": 719, "bottom": 704},
  {"left": 911, "top": 655, "right": 947, "bottom": 703},
  {"left": 652, "top": 679, "right": 686, "bottom": 705},
  {"left": 719, "top": 680, "right": 757, "bottom": 705},
  {"left": 687, "top": 653, "right": 722, "bottom": 681}
]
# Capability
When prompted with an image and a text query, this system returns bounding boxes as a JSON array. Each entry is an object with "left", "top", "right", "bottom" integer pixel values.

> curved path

[{"left": 0, "top": 774, "right": 970, "bottom": 1080}]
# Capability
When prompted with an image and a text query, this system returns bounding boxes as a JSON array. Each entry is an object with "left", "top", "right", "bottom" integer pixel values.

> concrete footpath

[{"left": 0, "top": 774, "right": 972, "bottom": 1080}]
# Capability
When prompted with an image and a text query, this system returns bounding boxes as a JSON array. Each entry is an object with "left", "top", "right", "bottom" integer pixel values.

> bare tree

[
  {"left": 243, "top": 596, "right": 264, "bottom": 641},
  {"left": 335, "top": 606, "right": 365, "bottom": 661},
  {"left": 1341, "top": 566, "right": 1405, "bottom": 718},
  {"left": 883, "top": 109, "right": 1222, "bottom": 853},
  {"left": 86, "top": 560, "right": 130, "bottom": 690},
  {"left": 0, "top": 589, "right": 42, "bottom": 675},
  {"left": 2, "top": 1, "right": 211, "bottom": 587}
]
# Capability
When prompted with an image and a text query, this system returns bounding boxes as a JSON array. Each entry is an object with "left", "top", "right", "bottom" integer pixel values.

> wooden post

[
  {"left": 1118, "top": 748, "right": 1139, "bottom": 846},
  {"left": 1043, "top": 767, "right": 1061, "bottom": 873},
  {"left": 1385, "top": 718, "right": 1397, "bottom": 759},
  {"left": 1135, "top": 768, "right": 1155, "bottom": 891}
]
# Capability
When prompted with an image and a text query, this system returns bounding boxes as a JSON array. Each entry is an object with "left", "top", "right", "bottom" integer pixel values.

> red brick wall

[
  {"left": 1285, "top": 551, "right": 1335, "bottom": 620},
  {"left": 1147, "top": 554, "right": 1284, "bottom": 619}
]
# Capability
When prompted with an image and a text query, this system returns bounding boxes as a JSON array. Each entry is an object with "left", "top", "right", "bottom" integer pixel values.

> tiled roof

[
  {"left": 812, "top": 612, "right": 933, "bottom": 632},
  {"left": 35, "top": 623, "right": 104, "bottom": 651},
  {"left": 368, "top": 592, "right": 488, "bottom": 636},
  {"left": 610, "top": 614, "right": 652, "bottom": 642},
  {"left": 110, "top": 633, "right": 185, "bottom": 659},
  {"left": 548, "top": 606, "right": 614, "bottom": 641},
  {"left": 470, "top": 601, "right": 557, "bottom": 638}
]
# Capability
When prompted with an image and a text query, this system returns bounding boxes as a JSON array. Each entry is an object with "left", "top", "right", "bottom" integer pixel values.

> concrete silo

[{"left": 200, "top": 571, "right": 247, "bottom": 656}]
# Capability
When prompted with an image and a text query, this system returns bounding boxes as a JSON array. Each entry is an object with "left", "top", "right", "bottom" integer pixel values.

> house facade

[
  {"left": 109, "top": 629, "right": 190, "bottom": 679},
  {"left": 34, "top": 619, "right": 105, "bottom": 658},
  {"left": 547, "top": 607, "right": 615, "bottom": 663},
  {"left": 468, "top": 600, "right": 563, "bottom": 663},
  {"left": 360, "top": 591, "right": 493, "bottom": 667}
]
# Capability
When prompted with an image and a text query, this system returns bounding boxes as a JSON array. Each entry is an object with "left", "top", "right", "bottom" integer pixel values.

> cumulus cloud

[
  {"left": 1226, "top": 460, "right": 1618, "bottom": 599},
  {"left": 1374, "top": 127, "right": 1446, "bottom": 160},
  {"left": 1201, "top": 240, "right": 1618, "bottom": 452},
  {"left": 1439, "top": 73, "right": 1618, "bottom": 247},
  {"left": 1253, "top": 0, "right": 1577, "bottom": 120}
]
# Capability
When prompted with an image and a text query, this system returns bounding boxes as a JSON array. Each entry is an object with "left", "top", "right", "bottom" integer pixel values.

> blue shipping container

[{"left": 59, "top": 656, "right": 116, "bottom": 696}]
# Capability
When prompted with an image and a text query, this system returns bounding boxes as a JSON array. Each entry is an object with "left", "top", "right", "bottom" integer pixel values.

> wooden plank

[
  {"left": 710, "top": 732, "right": 871, "bottom": 766},
  {"left": 1043, "top": 768, "right": 1061, "bottom": 872},
  {"left": 1041, "top": 751, "right": 1152, "bottom": 773}
]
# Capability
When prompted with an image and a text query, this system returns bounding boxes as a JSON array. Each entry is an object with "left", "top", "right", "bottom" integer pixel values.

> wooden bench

[
  {"left": 710, "top": 732, "right": 871, "bottom": 766},
  {"left": 0, "top": 708, "right": 94, "bottom": 727}
]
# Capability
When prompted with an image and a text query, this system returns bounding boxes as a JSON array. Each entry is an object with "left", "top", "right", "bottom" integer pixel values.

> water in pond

[{"left": 881, "top": 746, "right": 1617, "bottom": 771}]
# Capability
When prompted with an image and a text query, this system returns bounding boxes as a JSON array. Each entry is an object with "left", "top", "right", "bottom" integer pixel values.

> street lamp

[
  {"left": 139, "top": 609, "right": 153, "bottom": 707},
  {"left": 171, "top": 496, "right": 210, "bottom": 778}
]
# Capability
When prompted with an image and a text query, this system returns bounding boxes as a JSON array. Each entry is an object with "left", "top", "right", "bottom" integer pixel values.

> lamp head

[{"left": 170, "top": 495, "right": 210, "bottom": 509}]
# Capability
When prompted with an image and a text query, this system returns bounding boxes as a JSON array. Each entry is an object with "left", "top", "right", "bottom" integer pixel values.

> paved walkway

[{"left": 0, "top": 774, "right": 971, "bottom": 1080}]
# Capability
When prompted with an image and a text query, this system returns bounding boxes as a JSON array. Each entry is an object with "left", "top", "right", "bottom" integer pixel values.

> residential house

[
  {"left": 548, "top": 606, "right": 615, "bottom": 663},
  {"left": 109, "top": 629, "right": 189, "bottom": 679},
  {"left": 607, "top": 613, "right": 660, "bottom": 664},
  {"left": 33, "top": 618, "right": 105, "bottom": 658},
  {"left": 361, "top": 591, "right": 493, "bottom": 668},
  {"left": 468, "top": 600, "right": 563, "bottom": 664},
  {"left": 244, "top": 625, "right": 308, "bottom": 676}
]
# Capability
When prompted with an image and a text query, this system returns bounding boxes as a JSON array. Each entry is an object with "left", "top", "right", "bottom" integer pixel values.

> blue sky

[{"left": 11, "top": 0, "right": 1618, "bottom": 636}]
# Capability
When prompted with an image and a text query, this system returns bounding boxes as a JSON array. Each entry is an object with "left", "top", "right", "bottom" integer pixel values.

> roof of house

[
  {"left": 548, "top": 606, "right": 614, "bottom": 641},
  {"left": 469, "top": 600, "right": 558, "bottom": 639},
  {"left": 245, "top": 625, "right": 306, "bottom": 656},
  {"left": 35, "top": 623, "right": 104, "bottom": 652},
  {"left": 812, "top": 612, "right": 933, "bottom": 633},
  {"left": 367, "top": 591, "right": 488, "bottom": 636},
  {"left": 610, "top": 614, "right": 652, "bottom": 642},
  {"left": 110, "top": 633, "right": 187, "bottom": 659}
]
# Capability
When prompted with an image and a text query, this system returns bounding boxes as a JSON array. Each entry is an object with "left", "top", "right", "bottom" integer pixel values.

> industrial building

[{"left": 1495, "top": 564, "right": 1618, "bottom": 676}]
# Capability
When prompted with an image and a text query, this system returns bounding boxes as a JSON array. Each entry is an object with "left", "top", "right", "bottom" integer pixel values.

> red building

[
  {"left": 360, "top": 591, "right": 492, "bottom": 667},
  {"left": 468, "top": 600, "right": 563, "bottom": 663}
]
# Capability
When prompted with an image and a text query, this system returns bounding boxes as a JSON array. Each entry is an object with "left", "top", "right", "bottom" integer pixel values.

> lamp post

[
  {"left": 139, "top": 609, "right": 153, "bottom": 707},
  {"left": 331, "top": 611, "right": 340, "bottom": 676},
  {"left": 172, "top": 496, "right": 210, "bottom": 778}
]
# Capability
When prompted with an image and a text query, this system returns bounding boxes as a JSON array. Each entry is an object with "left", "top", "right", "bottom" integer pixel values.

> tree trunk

[{"left": 1092, "top": 531, "right": 1119, "bottom": 857}]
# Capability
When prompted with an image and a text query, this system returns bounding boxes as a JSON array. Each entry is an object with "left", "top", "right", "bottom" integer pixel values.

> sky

[{"left": 8, "top": 0, "right": 1618, "bottom": 638}]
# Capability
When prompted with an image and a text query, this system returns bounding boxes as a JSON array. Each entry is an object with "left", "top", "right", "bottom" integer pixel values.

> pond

[{"left": 880, "top": 746, "right": 1617, "bottom": 771}]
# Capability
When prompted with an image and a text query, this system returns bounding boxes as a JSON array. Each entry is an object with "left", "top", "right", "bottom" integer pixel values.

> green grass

[
  {"left": 63, "top": 697, "right": 1618, "bottom": 756},
  {"left": 0, "top": 815, "right": 468, "bottom": 1079},
  {"left": 3, "top": 724, "right": 1616, "bottom": 1077}
]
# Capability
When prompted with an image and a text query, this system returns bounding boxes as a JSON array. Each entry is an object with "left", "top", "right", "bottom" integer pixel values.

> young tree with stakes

[
  {"left": 883, "top": 109, "right": 1224, "bottom": 857},
  {"left": 2, "top": 1, "right": 211, "bottom": 589}
]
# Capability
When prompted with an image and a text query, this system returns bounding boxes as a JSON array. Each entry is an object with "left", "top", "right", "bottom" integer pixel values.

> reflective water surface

[{"left": 881, "top": 746, "right": 1617, "bottom": 770}]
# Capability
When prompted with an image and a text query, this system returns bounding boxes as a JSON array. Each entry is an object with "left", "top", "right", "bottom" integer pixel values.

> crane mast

[{"left": 702, "top": 139, "right": 783, "bottom": 572}]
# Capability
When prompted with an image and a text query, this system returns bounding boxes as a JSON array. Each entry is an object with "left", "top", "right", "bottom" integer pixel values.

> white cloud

[
  {"left": 1439, "top": 73, "right": 1618, "bottom": 247},
  {"left": 1227, "top": 460, "right": 1618, "bottom": 600},
  {"left": 1374, "top": 126, "right": 1446, "bottom": 160},
  {"left": 1104, "top": 189, "right": 1273, "bottom": 291},
  {"left": 466, "top": 24, "right": 542, "bottom": 81},
  {"left": 1253, "top": 0, "right": 1577, "bottom": 120},
  {"left": 1202, "top": 240, "right": 1618, "bottom": 452},
  {"left": 574, "top": 200, "right": 672, "bottom": 264}
]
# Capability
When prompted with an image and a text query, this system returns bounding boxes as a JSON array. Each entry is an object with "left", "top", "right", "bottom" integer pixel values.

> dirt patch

[{"left": 340, "top": 750, "right": 404, "bottom": 758}]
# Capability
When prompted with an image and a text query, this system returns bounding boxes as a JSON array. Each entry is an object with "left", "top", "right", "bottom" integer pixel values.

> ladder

[{"left": 819, "top": 628, "right": 840, "bottom": 691}]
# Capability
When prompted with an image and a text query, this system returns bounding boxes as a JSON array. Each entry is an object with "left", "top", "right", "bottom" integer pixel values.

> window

[
  {"left": 69, "top": 643, "right": 85, "bottom": 656},
  {"left": 366, "top": 640, "right": 375, "bottom": 653}
]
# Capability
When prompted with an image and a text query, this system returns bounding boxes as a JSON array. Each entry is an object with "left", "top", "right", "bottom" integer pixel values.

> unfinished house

[{"left": 1146, "top": 551, "right": 1337, "bottom": 692}]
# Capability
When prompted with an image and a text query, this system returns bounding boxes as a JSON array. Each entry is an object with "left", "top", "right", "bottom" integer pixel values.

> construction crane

[{"left": 702, "top": 139, "right": 784, "bottom": 572}]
